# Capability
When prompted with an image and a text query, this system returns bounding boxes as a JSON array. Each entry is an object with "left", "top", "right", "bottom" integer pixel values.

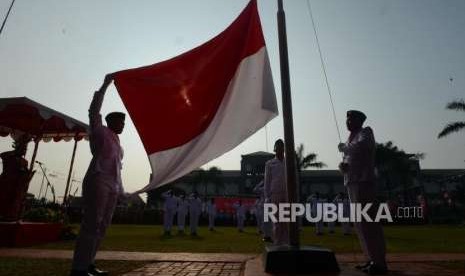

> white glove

[{"left": 338, "top": 143, "right": 346, "bottom": 153}]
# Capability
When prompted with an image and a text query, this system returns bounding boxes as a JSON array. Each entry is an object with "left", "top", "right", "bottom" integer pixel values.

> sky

[{"left": 1, "top": 0, "right": 464, "bottom": 202}]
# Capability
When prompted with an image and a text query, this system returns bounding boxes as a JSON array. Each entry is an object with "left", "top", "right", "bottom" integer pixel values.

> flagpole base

[{"left": 263, "top": 245, "right": 340, "bottom": 274}]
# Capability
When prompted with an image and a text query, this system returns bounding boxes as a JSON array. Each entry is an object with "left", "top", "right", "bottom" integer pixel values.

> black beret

[
  {"left": 105, "top": 112, "right": 126, "bottom": 123},
  {"left": 347, "top": 110, "right": 366, "bottom": 122}
]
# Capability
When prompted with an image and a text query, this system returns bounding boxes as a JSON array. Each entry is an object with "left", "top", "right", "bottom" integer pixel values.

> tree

[
  {"left": 192, "top": 168, "right": 205, "bottom": 195},
  {"left": 295, "top": 143, "right": 326, "bottom": 200},
  {"left": 438, "top": 99, "right": 465, "bottom": 138},
  {"left": 375, "top": 141, "right": 423, "bottom": 200},
  {"left": 207, "top": 166, "right": 223, "bottom": 196},
  {"left": 295, "top": 143, "right": 326, "bottom": 170},
  {"left": 193, "top": 167, "right": 223, "bottom": 197}
]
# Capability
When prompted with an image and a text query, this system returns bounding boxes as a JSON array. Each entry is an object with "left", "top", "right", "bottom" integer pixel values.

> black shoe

[
  {"left": 355, "top": 261, "right": 372, "bottom": 270},
  {"left": 262, "top": 237, "right": 273, "bottom": 243},
  {"left": 88, "top": 264, "right": 109, "bottom": 276},
  {"left": 362, "top": 263, "right": 387, "bottom": 275},
  {"left": 70, "top": 269, "right": 92, "bottom": 276}
]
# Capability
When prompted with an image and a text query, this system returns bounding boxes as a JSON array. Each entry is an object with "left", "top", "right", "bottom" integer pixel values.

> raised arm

[{"left": 89, "top": 74, "right": 113, "bottom": 131}]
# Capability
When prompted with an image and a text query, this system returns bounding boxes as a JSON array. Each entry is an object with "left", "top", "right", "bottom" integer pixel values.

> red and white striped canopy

[{"left": 0, "top": 97, "right": 88, "bottom": 142}]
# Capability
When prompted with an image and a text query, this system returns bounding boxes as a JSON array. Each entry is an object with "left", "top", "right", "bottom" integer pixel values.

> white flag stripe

[{"left": 139, "top": 47, "right": 277, "bottom": 192}]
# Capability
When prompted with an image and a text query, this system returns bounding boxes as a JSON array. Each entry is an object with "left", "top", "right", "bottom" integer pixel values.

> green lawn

[
  {"left": 31, "top": 224, "right": 465, "bottom": 254},
  {"left": 0, "top": 258, "right": 149, "bottom": 276}
]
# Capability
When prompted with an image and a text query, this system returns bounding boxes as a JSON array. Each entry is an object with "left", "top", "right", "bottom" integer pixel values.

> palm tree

[
  {"left": 295, "top": 144, "right": 326, "bottom": 170},
  {"left": 438, "top": 99, "right": 465, "bottom": 138},
  {"left": 295, "top": 144, "right": 326, "bottom": 200}
]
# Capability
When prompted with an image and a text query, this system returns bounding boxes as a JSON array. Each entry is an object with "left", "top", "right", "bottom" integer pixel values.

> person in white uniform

[
  {"left": 162, "top": 190, "right": 177, "bottom": 235},
  {"left": 206, "top": 198, "right": 217, "bottom": 231},
  {"left": 331, "top": 192, "right": 351, "bottom": 235},
  {"left": 233, "top": 200, "right": 246, "bottom": 232},
  {"left": 328, "top": 194, "right": 337, "bottom": 234},
  {"left": 71, "top": 74, "right": 126, "bottom": 276},
  {"left": 177, "top": 194, "right": 189, "bottom": 234},
  {"left": 264, "top": 139, "right": 289, "bottom": 246},
  {"left": 253, "top": 181, "right": 273, "bottom": 242},
  {"left": 338, "top": 110, "right": 387, "bottom": 275},
  {"left": 188, "top": 192, "right": 202, "bottom": 236},
  {"left": 307, "top": 192, "right": 324, "bottom": 235},
  {"left": 253, "top": 196, "right": 263, "bottom": 234}
]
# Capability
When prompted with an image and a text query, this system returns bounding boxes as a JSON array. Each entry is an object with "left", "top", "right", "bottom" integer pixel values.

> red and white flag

[{"left": 114, "top": 0, "right": 278, "bottom": 192}]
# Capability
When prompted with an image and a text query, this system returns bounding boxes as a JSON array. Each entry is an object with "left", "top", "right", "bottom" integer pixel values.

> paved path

[
  {"left": 0, "top": 249, "right": 254, "bottom": 262},
  {"left": 123, "top": 262, "right": 243, "bottom": 276},
  {"left": 1, "top": 249, "right": 465, "bottom": 263},
  {"left": 1, "top": 249, "right": 464, "bottom": 276}
]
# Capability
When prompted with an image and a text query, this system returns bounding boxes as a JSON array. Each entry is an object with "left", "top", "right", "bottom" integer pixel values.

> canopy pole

[
  {"left": 29, "top": 138, "right": 40, "bottom": 171},
  {"left": 63, "top": 137, "right": 78, "bottom": 205},
  {"left": 277, "top": 0, "right": 299, "bottom": 246}
]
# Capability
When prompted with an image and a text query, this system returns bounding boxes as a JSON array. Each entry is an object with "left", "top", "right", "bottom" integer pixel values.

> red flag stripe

[{"left": 114, "top": 0, "right": 264, "bottom": 154}]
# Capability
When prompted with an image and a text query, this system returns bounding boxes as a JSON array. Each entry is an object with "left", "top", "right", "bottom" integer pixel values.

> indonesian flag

[{"left": 114, "top": 0, "right": 278, "bottom": 192}]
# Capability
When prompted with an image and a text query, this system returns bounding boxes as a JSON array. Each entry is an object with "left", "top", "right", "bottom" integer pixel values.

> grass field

[{"left": 31, "top": 224, "right": 465, "bottom": 254}]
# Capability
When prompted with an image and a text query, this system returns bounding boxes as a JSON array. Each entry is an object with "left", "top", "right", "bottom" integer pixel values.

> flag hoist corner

[{"left": 113, "top": 0, "right": 278, "bottom": 193}]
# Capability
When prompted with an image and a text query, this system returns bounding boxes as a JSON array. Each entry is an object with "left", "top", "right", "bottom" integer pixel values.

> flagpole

[
  {"left": 263, "top": 1, "right": 340, "bottom": 273},
  {"left": 277, "top": 0, "right": 299, "bottom": 246}
]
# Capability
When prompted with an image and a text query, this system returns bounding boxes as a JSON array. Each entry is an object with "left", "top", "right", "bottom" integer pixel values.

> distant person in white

[
  {"left": 233, "top": 200, "right": 246, "bottom": 232},
  {"left": 253, "top": 195, "right": 263, "bottom": 234},
  {"left": 333, "top": 192, "right": 351, "bottom": 235},
  {"left": 307, "top": 192, "right": 325, "bottom": 235},
  {"left": 71, "top": 74, "right": 126, "bottom": 276},
  {"left": 338, "top": 110, "right": 387, "bottom": 275},
  {"left": 162, "top": 190, "right": 177, "bottom": 235},
  {"left": 188, "top": 192, "right": 202, "bottom": 236},
  {"left": 177, "top": 194, "right": 189, "bottom": 233},
  {"left": 264, "top": 139, "right": 289, "bottom": 246},
  {"left": 253, "top": 180, "right": 273, "bottom": 242},
  {"left": 206, "top": 198, "right": 217, "bottom": 231}
]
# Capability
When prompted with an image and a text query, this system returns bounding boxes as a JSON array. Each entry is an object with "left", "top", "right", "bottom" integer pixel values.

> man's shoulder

[
  {"left": 0, "top": 150, "right": 14, "bottom": 158},
  {"left": 362, "top": 126, "right": 374, "bottom": 134},
  {"left": 266, "top": 158, "right": 279, "bottom": 165}
]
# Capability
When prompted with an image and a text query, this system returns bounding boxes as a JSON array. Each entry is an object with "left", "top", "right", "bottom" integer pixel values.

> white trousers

[
  {"left": 347, "top": 182, "right": 387, "bottom": 268},
  {"left": 163, "top": 209, "right": 176, "bottom": 231},
  {"left": 189, "top": 210, "right": 200, "bottom": 234},
  {"left": 208, "top": 213, "right": 216, "bottom": 229},
  {"left": 237, "top": 215, "right": 245, "bottom": 231},
  {"left": 177, "top": 211, "right": 187, "bottom": 231},
  {"left": 72, "top": 177, "right": 118, "bottom": 271},
  {"left": 271, "top": 193, "right": 289, "bottom": 245},
  {"left": 256, "top": 208, "right": 264, "bottom": 232}
]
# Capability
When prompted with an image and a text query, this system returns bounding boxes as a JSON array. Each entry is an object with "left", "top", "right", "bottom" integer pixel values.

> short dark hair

[
  {"left": 274, "top": 139, "right": 284, "bottom": 152},
  {"left": 105, "top": 112, "right": 125, "bottom": 124}
]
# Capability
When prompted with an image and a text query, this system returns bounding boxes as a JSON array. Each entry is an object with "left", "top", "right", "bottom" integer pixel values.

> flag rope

[
  {"left": 306, "top": 0, "right": 342, "bottom": 144},
  {"left": 0, "top": 0, "right": 16, "bottom": 39},
  {"left": 306, "top": 0, "right": 361, "bottom": 264}
]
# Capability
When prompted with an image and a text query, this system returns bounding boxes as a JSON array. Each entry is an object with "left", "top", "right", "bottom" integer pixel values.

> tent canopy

[{"left": 0, "top": 97, "right": 88, "bottom": 142}]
